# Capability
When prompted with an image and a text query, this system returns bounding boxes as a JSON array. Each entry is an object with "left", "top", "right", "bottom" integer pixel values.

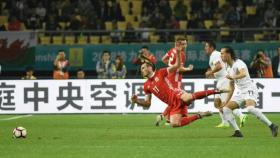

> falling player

[{"left": 131, "top": 43, "right": 228, "bottom": 127}]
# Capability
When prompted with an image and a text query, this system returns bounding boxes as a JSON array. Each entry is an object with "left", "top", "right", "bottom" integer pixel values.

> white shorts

[
  {"left": 231, "top": 86, "right": 258, "bottom": 107},
  {"left": 215, "top": 78, "right": 230, "bottom": 102}
]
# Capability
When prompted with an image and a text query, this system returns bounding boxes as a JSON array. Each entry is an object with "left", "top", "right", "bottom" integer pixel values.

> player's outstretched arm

[
  {"left": 179, "top": 64, "right": 194, "bottom": 72},
  {"left": 205, "top": 61, "right": 222, "bottom": 77},
  {"left": 161, "top": 54, "right": 169, "bottom": 65},
  {"left": 131, "top": 94, "right": 151, "bottom": 107},
  {"left": 167, "top": 45, "right": 182, "bottom": 73}
]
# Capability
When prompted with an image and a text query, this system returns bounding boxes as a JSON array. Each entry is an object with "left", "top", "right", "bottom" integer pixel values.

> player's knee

[
  {"left": 214, "top": 103, "right": 220, "bottom": 109},
  {"left": 170, "top": 122, "right": 180, "bottom": 127},
  {"left": 214, "top": 99, "right": 222, "bottom": 109},
  {"left": 169, "top": 119, "right": 180, "bottom": 127},
  {"left": 181, "top": 93, "right": 193, "bottom": 104},
  {"left": 245, "top": 99, "right": 256, "bottom": 107}
]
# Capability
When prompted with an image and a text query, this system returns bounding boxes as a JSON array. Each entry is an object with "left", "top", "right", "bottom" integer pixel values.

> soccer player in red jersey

[
  {"left": 131, "top": 44, "right": 228, "bottom": 127},
  {"left": 158, "top": 37, "right": 194, "bottom": 125}
]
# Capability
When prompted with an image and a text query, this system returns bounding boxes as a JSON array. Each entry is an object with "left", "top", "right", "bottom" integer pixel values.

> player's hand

[
  {"left": 131, "top": 95, "right": 138, "bottom": 103},
  {"left": 187, "top": 64, "right": 193, "bottom": 71},
  {"left": 205, "top": 70, "right": 213, "bottom": 78},
  {"left": 226, "top": 75, "right": 234, "bottom": 80}
]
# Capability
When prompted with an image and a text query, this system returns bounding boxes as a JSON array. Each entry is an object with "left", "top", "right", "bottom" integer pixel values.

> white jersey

[
  {"left": 209, "top": 50, "right": 227, "bottom": 80},
  {"left": 226, "top": 59, "right": 256, "bottom": 90},
  {"left": 209, "top": 50, "right": 229, "bottom": 102},
  {"left": 228, "top": 59, "right": 259, "bottom": 106}
]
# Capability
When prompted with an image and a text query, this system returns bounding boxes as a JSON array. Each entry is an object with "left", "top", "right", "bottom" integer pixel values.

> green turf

[{"left": 0, "top": 114, "right": 279, "bottom": 158}]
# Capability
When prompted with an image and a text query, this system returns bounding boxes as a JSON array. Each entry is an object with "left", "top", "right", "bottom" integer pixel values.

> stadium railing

[{"left": 36, "top": 28, "right": 280, "bottom": 44}]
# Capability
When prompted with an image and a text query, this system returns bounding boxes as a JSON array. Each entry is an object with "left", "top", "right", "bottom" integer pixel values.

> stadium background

[{"left": 0, "top": 0, "right": 279, "bottom": 79}]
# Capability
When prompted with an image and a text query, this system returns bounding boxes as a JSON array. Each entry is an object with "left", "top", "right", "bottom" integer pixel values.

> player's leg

[
  {"left": 223, "top": 101, "right": 243, "bottom": 137},
  {"left": 169, "top": 98, "right": 184, "bottom": 127},
  {"left": 182, "top": 105, "right": 188, "bottom": 117},
  {"left": 170, "top": 113, "right": 183, "bottom": 127},
  {"left": 169, "top": 111, "right": 212, "bottom": 127},
  {"left": 162, "top": 106, "right": 170, "bottom": 118},
  {"left": 155, "top": 113, "right": 164, "bottom": 126},
  {"left": 179, "top": 112, "right": 212, "bottom": 127},
  {"left": 214, "top": 98, "right": 229, "bottom": 128},
  {"left": 169, "top": 101, "right": 199, "bottom": 127},
  {"left": 180, "top": 89, "right": 228, "bottom": 104},
  {"left": 245, "top": 99, "right": 278, "bottom": 137},
  {"left": 220, "top": 90, "right": 248, "bottom": 128},
  {"left": 155, "top": 106, "right": 171, "bottom": 126},
  {"left": 162, "top": 106, "right": 171, "bottom": 125},
  {"left": 232, "top": 108, "right": 248, "bottom": 128}
]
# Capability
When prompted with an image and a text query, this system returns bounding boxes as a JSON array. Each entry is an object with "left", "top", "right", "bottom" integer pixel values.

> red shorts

[
  {"left": 164, "top": 89, "right": 189, "bottom": 116},
  {"left": 163, "top": 105, "right": 188, "bottom": 118}
]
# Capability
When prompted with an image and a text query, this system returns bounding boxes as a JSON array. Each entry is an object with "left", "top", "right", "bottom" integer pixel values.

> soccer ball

[{"left": 13, "top": 127, "right": 27, "bottom": 138}]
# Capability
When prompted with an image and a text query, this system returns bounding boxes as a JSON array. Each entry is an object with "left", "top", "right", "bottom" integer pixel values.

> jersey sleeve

[
  {"left": 167, "top": 48, "right": 177, "bottom": 66},
  {"left": 211, "top": 53, "right": 222, "bottom": 66},
  {"left": 158, "top": 68, "right": 168, "bottom": 77},
  {"left": 143, "top": 83, "right": 151, "bottom": 95},
  {"left": 166, "top": 48, "right": 174, "bottom": 57},
  {"left": 236, "top": 60, "right": 247, "bottom": 71}
]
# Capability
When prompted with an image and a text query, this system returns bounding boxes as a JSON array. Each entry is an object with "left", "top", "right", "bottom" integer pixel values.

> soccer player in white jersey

[
  {"left": 204, "top": 41, "right": 247, "bottom": 128},
  {"left": 221, "top": 46, "right": 278, "bottom": 137}
]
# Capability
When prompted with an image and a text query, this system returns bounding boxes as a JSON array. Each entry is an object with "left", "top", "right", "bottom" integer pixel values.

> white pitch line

[{"left": 0, "top": 114, "right": 33, "bottom": 121}]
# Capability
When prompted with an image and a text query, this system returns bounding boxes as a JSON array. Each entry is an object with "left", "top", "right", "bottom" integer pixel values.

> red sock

[
  {"left": 192, "top": 90, "right": 216, "bottom": 100},
  {"left": 179, "top": 115, "right": 200, "bottom": 126}
]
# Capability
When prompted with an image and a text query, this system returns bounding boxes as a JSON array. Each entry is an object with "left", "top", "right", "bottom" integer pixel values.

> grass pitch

[{"left": 0, "top": 114, "right": 279, "bottom": 158}]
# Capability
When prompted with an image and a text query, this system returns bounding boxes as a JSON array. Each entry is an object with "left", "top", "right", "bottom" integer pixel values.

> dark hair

[
  {"left": 77, "top": 68, "right": 84, "bottom": 72},
  {"left": 256, "top": 49, "right": 265, "bottom": 58},
  {"left": 58, "top": 50, "right": 65, "bottom": 53},
  {"left": 102, "top": 50, "right": 111, "bottom": 55},
  {"left": 257, "top": 49, "right": 264, "bottom": 53},
  {"left": 223, "top": 46, "right": 237, "bottom": 60},
  {"left": 101, "top": 50, "right": 111, "bottom": 61},
  {"left": 115, "top": 55, "right": 124, "bottom": 71},
  {"left": 142, "top": 62, "right": 156, "bottom": 71},
  {"left": 141, "top": 46, "right": 149, "bottom": 50},
  {"left": 205, "top": 40, "right": 216, "bottom": 49},
  {"left": 25, "top": 66, "right": 34, "bottom": 72}
]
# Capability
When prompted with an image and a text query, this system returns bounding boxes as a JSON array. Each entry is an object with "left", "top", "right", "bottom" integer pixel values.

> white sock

[
  {"left": 247, "top": 106, "right": 272, "bottom": 126},
  {"left": 223, "top": 107, "right": 240, "bottom": 131},
  {"left": 233, "top": 108, "right": 244, "bottom": 119},
  {"left": 219, "top": 111, "right": 227, "bottom": 124}
]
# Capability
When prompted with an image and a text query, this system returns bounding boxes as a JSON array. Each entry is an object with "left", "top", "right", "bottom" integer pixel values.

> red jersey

[
  {"left": 144, "top": 68, "right": 183, "bottom": 106},
  {"left": 8, "top": 20, "right": 21, "bottom": 31},
  {"left": 166, "top": 48, "right": 186, "bottom": 89}
]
